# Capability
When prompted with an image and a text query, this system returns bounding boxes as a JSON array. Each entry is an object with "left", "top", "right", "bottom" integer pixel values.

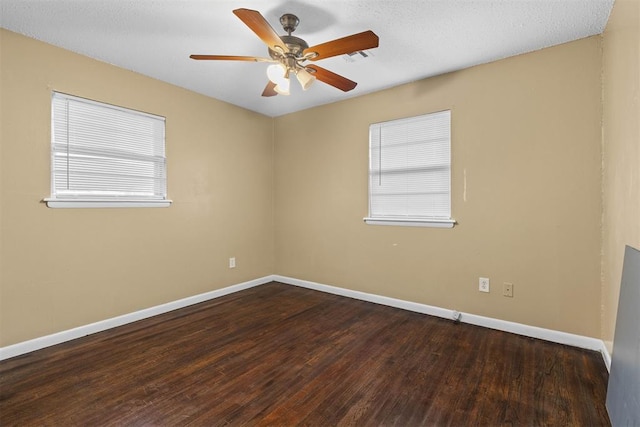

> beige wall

[
  {"left": 0, "top": 29, "right": 275, "bottom": 347},
  {"left": 602, "top": 0, "right": 640, "bottom": 351},
  {"left": 274, "top": 37, "right": 603, "bottom": 337}
]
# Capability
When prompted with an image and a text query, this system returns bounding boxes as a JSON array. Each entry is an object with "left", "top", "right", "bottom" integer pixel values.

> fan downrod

[{"left": 268, "top": 13, "right": 308, "bottom": 59}]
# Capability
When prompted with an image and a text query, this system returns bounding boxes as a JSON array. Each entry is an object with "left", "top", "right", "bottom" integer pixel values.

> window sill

[
  {"left": 43, "top": 199, "right": 172, "bottom": 209},
  {"left": 363, "top": 217, "right": 456, "bottom": 228}
]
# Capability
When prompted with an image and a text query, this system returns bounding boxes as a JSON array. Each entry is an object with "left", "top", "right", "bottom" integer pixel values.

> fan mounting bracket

[{"left": 280, "top": 14, "right": 300, "bottom": 34}]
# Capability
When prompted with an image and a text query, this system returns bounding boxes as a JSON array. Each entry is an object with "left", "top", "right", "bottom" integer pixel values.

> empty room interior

[{"left": 1, "top": 0, "right": 639, "bottom": 425}]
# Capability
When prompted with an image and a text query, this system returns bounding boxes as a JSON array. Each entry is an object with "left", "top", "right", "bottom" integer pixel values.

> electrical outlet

[
  {"left": 479, "top": 277, "right": 490, "bottom": 293},
  {"left": 229, "top": 257, "right": 236, "bottom": 268},
  {"left": 503, "top": 282, "right": 513, "bottom": 297}
]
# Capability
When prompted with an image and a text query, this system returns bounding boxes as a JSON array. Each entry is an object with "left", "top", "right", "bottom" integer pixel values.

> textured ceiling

[{"left": 0, "top": 0, "right": 614, "bottom": 117}]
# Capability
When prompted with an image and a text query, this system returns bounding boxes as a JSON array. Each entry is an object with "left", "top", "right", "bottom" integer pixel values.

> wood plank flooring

[{"left": 0, "top": 282, "right": 610, "bottom": 426}]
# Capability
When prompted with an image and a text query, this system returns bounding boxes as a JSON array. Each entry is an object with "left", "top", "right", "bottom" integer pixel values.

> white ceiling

[{"left": 0, "top": 0, "right": 614, "bottom": 117}]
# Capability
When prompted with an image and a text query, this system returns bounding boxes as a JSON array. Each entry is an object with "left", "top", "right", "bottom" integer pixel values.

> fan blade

[
  {"left": 262, "top": 81, "right": 278, "bottom": 97},
  {"left": 304, "top": 30, "right": 379, "bottom": 61},
  {"left": 190, "top": 55, "right": 270, "bottom": 62},
  {"left": 307, "top": 65, "right": 357, "bottom": 92},
  {"left": 233, "top": 8, "right": 289, "bottom": 53}
]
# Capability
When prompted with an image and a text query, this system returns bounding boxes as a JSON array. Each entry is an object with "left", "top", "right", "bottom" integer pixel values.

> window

[
  {"left": 364, "top": 110, "right": 455, "bottom": 228},
  {"left": 45, "top": 92, "right": 171, "bottom": 208}
]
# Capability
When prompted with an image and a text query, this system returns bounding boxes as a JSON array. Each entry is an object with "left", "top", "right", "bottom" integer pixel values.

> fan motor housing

[{"left": 268, "top": 35, "right": 309, "bottom": 59}]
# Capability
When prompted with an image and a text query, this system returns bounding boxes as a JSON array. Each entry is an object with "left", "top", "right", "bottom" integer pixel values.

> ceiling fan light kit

[{"left": 190, "top": 8, "right": 379, "bottom": 97}]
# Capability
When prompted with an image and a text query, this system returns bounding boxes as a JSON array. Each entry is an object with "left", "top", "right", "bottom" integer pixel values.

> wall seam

[{"left": 599, "top": 32, "right": 607, "bottom": 344}]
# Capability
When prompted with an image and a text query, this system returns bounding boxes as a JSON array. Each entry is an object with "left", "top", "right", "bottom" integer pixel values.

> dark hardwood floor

[{"left": 0, "top": 282, "right": 610, "bottom": 426}]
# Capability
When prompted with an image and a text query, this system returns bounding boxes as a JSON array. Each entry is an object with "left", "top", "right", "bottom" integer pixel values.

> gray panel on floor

[{"left": 606, "top": 245, "right": 640, "bottom": 426}]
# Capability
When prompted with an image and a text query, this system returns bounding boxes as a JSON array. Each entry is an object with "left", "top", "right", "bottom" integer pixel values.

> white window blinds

[
  {"left": 365, "top": 110, "right": 454, "bottom": 228},
  {"left": 47, "top": 92, "right": 170, "bottom": 208}
]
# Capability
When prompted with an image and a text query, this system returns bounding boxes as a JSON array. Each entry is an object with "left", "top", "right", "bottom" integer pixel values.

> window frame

[
  {"left": 364, "top": 110, "right": 455, "bottom": 228},
  {"left": 44, "top": 92, "right": 171, "bottom": 209}
]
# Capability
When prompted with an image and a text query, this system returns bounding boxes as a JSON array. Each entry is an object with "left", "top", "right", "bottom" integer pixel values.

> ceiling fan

[{"left": 190, "top": 8, "right": 379, "bottom": 97}]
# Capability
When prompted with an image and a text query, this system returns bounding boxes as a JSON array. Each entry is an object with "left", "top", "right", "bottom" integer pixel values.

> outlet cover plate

[
  {"left": 503, "top": 282, "right": 513, "bottom": 297},
  {"left": 479, "top": 277, "right": 490, "bottom": 293}
]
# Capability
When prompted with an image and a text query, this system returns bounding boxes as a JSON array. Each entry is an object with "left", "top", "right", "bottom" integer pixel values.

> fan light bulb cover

[
  {"left": 267, "top": 64, "right": 290, "bottom": 95},
  {"left": 267, "top": 64, "right": 286, "bottom": 85},
  {"left": 274, "top": 79, "right": 290, "bottom": 96},
  {"left": 296, "top": 68, "right": 315, "bottom": 90}
]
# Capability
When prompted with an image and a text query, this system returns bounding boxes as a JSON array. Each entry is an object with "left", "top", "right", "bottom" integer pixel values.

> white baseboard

[
  {"left": 273, "top": 275, "right": 612, "bottom": 371},
  {"left": 0, "top": 275, "right": 276, "bottom": 361},
  {"left": 1, "top": 274, "right": 611, "bottom": 372},
  {"left": 600, "top": 342, "right": 612, "bottom": 371}
]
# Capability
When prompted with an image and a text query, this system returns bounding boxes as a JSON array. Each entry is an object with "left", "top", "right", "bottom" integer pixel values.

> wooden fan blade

[
  {"left": 262, "top": 81, "right": 278, "bottom": 97},
  {"left": 189, "top": 55, "right": 269, "bottom": 62},
  {"left": 233, "top": 8, "right": 289, "bottom": 53},
  {"left": 307, "top": 65, "right": 357, "bottom": 92},
  {"left": 304, "top": 30, "right": 379, "bottom": 61}
]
